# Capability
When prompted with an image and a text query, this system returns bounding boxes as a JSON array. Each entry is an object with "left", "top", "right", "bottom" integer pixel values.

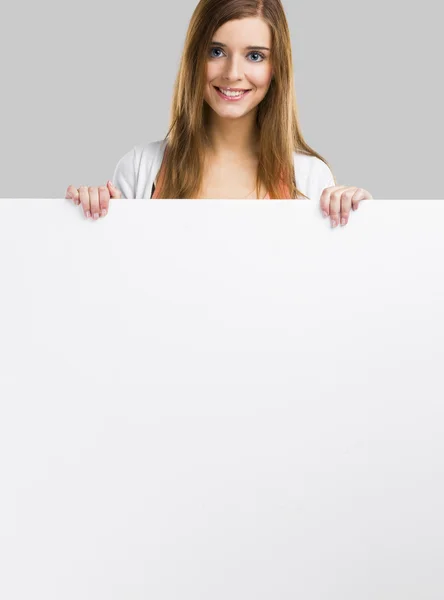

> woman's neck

[{"left": 206, "top": 115, "right": 259, "bottom": 161}]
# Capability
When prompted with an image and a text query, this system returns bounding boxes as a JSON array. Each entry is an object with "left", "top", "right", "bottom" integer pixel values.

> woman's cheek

[
  {"left": 251, "top": 67, "right": 272, "bottom": 89},
  {"left": 206, "top": 63, "right": 218, "bottom": 81}
]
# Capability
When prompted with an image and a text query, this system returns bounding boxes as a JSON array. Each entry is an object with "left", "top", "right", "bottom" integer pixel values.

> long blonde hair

[{"left": 154, "top": 0, "right": 336, "bottom": 199}]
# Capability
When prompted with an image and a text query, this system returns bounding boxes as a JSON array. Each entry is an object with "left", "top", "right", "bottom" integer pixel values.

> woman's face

[{"left": 203, "top": 17, "right": 273, "bottom": 119}]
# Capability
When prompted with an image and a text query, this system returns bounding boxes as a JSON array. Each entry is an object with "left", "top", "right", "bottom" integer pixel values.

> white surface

[{"left": 0, "top": 198, "right": 443, "bottom": 600}]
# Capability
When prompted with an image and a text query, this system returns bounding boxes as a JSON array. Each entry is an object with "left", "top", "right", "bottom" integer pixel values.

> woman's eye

[{"left": 209, "top": 48, "right": 264, "bottom": 62}]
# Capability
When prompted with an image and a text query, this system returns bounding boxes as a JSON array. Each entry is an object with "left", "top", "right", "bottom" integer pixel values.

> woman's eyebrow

[{"left": 210, "top": 41, "right": 271, "bottom": 51}]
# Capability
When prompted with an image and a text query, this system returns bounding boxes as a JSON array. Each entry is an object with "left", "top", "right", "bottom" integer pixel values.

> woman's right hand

[{"left": 65, "top": 181, "right": 122, "bottom": 219}]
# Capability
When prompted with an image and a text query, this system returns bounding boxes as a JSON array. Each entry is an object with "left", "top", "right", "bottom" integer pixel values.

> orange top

[{"left": 150, "top": 146, "right": 168, "bottom": 199}]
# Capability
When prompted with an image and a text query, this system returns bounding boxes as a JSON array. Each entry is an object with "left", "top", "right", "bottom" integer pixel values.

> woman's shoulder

[
  {"left": 293, "top": 151, "right": 335, "bottom": 199},
  {"left": 135, "top": 139, "right": 167, "bottom": 159},
  {"left": 293, "top": 151, "right": 332, "bottom": 178},
  {"left": 112, "top": 140, "right": 167, "bottom": 199},
  {"left": 113, "top": 139, "right": 165, "bottom": 173},
  {"left": 294, "top": 151, "right": 335, "bottom": 183}
]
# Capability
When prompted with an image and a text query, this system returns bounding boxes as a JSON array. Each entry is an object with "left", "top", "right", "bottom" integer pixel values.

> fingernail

[
  {"left": 322, "top": 210, "right": 328, "bottom": 218},
  {"left": 101, "top": 209, "right": 107, "bottom": 217},
  {"left": 86, "top": 210, "right": 91, "bottom": 218},
  {"left": 341, "top": 217, "right": 346, "bottom": 225},
  {"left": 331, "top": 219, "right": 338, "bottom": 228},
  {"left": 93, "top": 213, "right": 99, "bottom": 220}
]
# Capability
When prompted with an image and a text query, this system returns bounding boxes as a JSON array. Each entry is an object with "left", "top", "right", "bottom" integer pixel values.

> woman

[{"left": 65, "top": 0, "right": 372, "bottom": 227}]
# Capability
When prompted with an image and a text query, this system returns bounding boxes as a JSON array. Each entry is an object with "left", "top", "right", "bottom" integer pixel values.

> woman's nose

[{"left": 223, "top": 57, "right": 243, "bottom": 80}]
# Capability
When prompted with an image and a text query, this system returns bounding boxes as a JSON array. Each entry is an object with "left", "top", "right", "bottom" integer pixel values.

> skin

[
  {"left": 65, "top": 182, "right": 120, "bottom": 219},
  {"left": 320, "top": 186, "right": 373, "bottom": 227},
  {"left": 203, "top": 17, "right": 274, "bottom": 163},
  {"left": 65, "top": 16, "right": 372, "bottom": 221}
]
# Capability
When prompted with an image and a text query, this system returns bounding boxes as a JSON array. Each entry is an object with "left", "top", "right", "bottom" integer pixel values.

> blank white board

[{"left": 0, "top": 198, "right": 443, "bottom": 600}]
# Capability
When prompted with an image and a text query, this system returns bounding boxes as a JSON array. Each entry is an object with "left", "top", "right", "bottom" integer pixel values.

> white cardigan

[{"left": 112, "top": 139, "right": 336, "bottom": 200}]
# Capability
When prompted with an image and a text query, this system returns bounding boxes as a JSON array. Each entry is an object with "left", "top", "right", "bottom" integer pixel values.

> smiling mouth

[{"left": 214, "top": 86, "right": 252, "bottom": 92}]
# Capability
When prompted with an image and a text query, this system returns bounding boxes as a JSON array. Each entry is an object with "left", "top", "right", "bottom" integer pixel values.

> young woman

[{"left": 65, "top": 0, "right": 372, "bottom": 228}]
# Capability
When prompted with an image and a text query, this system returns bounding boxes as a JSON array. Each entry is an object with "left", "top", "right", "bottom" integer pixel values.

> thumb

[{"left": 107, "top": 180, "right": 122, "bottom": 199}]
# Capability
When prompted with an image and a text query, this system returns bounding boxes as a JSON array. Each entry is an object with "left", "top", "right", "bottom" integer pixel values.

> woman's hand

[
  {"left": 320, "top": 186, "right": 373, "bottom": 228},
  {"left": 65, "top": 181, "right": 122, "bottom": 219}
]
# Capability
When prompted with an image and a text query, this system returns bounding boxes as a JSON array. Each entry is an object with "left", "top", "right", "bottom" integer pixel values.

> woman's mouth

[{"left": 214, "top": 86, "right": 252, "bottom": 101}]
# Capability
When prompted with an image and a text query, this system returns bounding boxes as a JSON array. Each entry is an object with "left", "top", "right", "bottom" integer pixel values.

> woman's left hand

[{"left": 320, "top": 186, "right": 373, "bottom": 228}]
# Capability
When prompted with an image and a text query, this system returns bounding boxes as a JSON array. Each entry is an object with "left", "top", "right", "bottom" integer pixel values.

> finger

[
  {"left": 107, "top": 180, "right": 122, "bottom": 199},
  {"left": 88, "top": 187, "right": 100, "bottom": 220},
  {"left": 319, "top": 186, "right": 335, "bottom": 217},
  {"left": 79, "top": 186, "right": 91, "bottom": 218},
  {"left": 329, "top": 187, "right": 347, "bottom": 227},
  {"left": 98, "top": 186, "right": 110, "bottom": 217},
  {"left": 339, "top": 188, "right": 358, "bottom": 225},
  {"left": 320, "top": 185, "right": 346, "bottom": 220},
  {"left": 66, "top": 185, "right": 80, "bottom": 205},
  {"left": 351, "top": 188, "right": 372, "bottom": 210}
]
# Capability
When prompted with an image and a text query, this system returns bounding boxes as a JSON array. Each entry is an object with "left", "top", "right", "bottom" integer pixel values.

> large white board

[{"left": 0, "top": 198, "right": 443, "bottom": 600}]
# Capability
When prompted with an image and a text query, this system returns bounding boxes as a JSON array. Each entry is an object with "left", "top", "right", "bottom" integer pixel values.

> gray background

[{"left": 0, "top": 0, "right": 443, "bottom": 198}]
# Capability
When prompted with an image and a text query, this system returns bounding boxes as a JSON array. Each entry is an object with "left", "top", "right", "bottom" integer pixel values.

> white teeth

[{"left": 218, "top": 88, "right": 247, "bottom": 97}]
